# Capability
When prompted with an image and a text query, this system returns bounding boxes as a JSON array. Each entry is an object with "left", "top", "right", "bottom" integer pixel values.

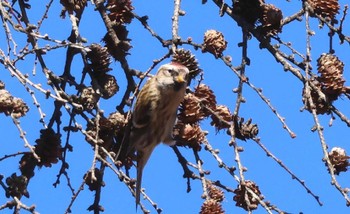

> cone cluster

[
  {"left": 194, "top": 84, "right": 217, "bottom": 115},
  {"left": 317, "top": 53, "right": 345, "bottom": 98},
  {"left": 5, "top": 173, "right": 29, "bottom": 199},
  {"left": 307, "top": 0, "right": 340, "bottom": 20},
  {"left": 260, "top": 4, "right": 283, "bottom": 36},
  {"left": 232, "top": 0, "right": 265, "bottom": 24},
  {"left": 34, "top": 128, "right": 62, "bottom": 168},
  {"left": 174, "top": 84, "right": 217, "bottom": 150},
  {"left": 84, "top": 168, "right": 106, "bottom": 191},
  {"left": 107, "top": 0, "right": 134, "bottom": 25},
  {"left": 86, "top": 112, "right": 126, "bottom": 151},
  {"left": 60, "top": 0, "right": 87, "bottom": 15},
  {"left": 202, "top": 30, "right": 227, "bottom": 58},
  {"left": 208, "top": 184, "right": 225, "bottom": 203},
  {"left": 103, "top": 0, "right": 133, "bottom": 61},
  {"left": 87, "top": 44, "right": 119, "bottom": 99},
  {"left": 0, "top": 81, "right": 28, "bottom": 118},
  {"left": 78, "top": 87, "right": 99, "bottom": 111},
  {"left": 172, "top": 49, "right": 202, "bottom": 79},
  {"left": 210, "top": 105, "right": 232, "bottom": 131},
  {"left": 87, "top": 44, "right": 112, "bottom": 74},
  {"left": 303, "top": 53, "right": 347, "bottom": 114},
  {"left": 233, "top": 180, "right": 264, "bottom": 211},
  {"left": 178, "top": 93, "right": 205, "bottom": 124},
  {"left": 302, "top": 78, "right": 331, "bottom": 114},
  {"left": 328, "top": 147, "right": 350, "bottom": 175},
  {"left": 232, "top": 0, "right": 283, "bottom": 36},
  {"left": 98, "top": 74, "right": 119, "bottom": 99},
  {"left": 19, "top": 153, "right": 37, "bottom": 180},
  {"left": 103, "top": 25, "right": 132, "bottom": 62},
  {"left": 173, "top": 123, "right": 205, "bottom": 151},
  {"left": 199, "top": 199, "right": 225, "bottom": 214},
  {"left": 234, "top": 117, "right": 259, "bottom": 141}
]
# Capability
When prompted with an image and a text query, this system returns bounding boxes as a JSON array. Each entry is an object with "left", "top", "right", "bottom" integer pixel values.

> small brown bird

[{"left": 128, "top": 62, "right": 189, "bottom": 207}]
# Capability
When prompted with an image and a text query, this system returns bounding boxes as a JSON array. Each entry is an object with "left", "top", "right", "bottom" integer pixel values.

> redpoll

[{"left": 128, "top": 62, "right": 189, "bottom": 207}]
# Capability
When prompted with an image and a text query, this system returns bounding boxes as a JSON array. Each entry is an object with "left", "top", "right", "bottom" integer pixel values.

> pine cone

[
  {"left": 87, "top": 44, "right": 112, "bottom": 75},
  {"left": 86, "top": 116, "right": 115, "bottom": 150},
  {"left": 307, "top": 0, "right": 340, "bottom": 20},
  {"left": 0, "top": 89, "right": 13, "bottom": 114},
  {"left": 0, "top": 89, "right": 29, "bottom": 118},
  {"left": 173, "top": 122, "right": 205, "bottom": 151},
  {"left": 202, "top": 30, "right": 227, "bottom": 58},
  {"left": 260, "top": 4, "right": 283, "bottom": 36},
  {"left": 34, "top": 128, "right": 62, "bottom": 168},
  {"left": 208, "top": 184, "right": 225, "bottom": 202},
  {"left": 5, "top": 173, "right": 29, "bottom": 199},
  {"left": 194, "top": 84, "right": 217, "bottom": 117},
  {"left": 317, "top": 53, "right": 345, "bottom": 99},
  {"left": 19, "top": 153, "right": 37, "bottom": 180},
  {"left": 302, "top": 79, "right": 333, "bottom": 115},
  {"left": 11, "top": 98, "right": 29, "bottom": 118},
  {"left": 328, "top": 147, "right": 350, "bottom": 175},
  {"left": 60, "top": 0, "right": 87, "bottom": 15},
  {"left": 199, "top": 199, "right": 225, "bottom": 214},
  {"left": 103, "top": 25, "right": 132, "bottom": 61},
  {"left": 233, "top": 180, "right": 263, "bottom": 211},
  {"left": 172, "top": 49, "right": 202, "bottom": 79},
  {"left": 232, "top": 0, "right": 265, "bottom": 24},
  {"left": 234, "top": 117, "right": 259, "bottom": 140},
  {"left": 210, "top": 105, "right": 232, "bottom": 131},
  {"left": 108, "top": 111, "right": 127, "bottom": 130},
  {"left": 107, "top": 0, "right": 134, "bottom": 25},
  {"left": 95, "top": 74, "right": 119, "bottom": 99},
  {"left": 84, "top": 168, "right": 105, "bottom": 191},
  {"left": 178, "top": 93, "right": 205, "bottom": 124},
  {"left": 79, "top": 87, "right": 99, "bottom": 111}
]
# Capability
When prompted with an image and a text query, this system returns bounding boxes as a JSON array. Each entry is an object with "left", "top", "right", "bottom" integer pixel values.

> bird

[{"left": 127, "top": 62, "right": 189, "bottom": 208}]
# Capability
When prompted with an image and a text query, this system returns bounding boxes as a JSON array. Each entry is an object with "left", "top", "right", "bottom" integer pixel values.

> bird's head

[{"left": 155, "top": 62, "right": 189, "bottom": 91}]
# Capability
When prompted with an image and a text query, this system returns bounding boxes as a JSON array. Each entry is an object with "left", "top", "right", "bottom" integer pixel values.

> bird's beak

[{"left": 175, "top": 75, "right": 186, "bottom": 84}]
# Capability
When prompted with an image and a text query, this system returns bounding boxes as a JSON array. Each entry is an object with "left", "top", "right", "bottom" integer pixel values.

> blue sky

[{"left": 1, "top": 0, "right": 350, "bottom": 213}]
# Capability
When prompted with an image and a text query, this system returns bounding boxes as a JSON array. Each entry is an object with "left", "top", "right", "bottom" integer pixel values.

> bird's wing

[{"left": 132, "top": 86, "right": 154, "bottom": 129}]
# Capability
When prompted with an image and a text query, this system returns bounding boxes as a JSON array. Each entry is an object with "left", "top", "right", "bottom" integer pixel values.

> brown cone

[
  {"left": 178, "top": 93, "right": 205, "bottom": 124},
  {"left": 194, "top": 84, "right": 217, "bottom": 117},
  {"left": 210, "top": 105, "right": 232, "bottom": 131},
  {"left": 260, "top": 4, "right": 283, "bottom": 36},
  {"left": 173, "top": 122, "right": 205, "bottom": 151},
  {"left": 103, "top": 25, "right": 132, "bottom": 61},
  {"left": 328, "top": 147, "right": 350, "bottom": 175},
  {"left": 232, "top": 0, "right": 265, "bottom": 24},
  {"left": 233, "top": 180, "right": 263, "bottom": 211},
  {"left": 79, "top": 87, "right": 99, "bottom": 111},
  {"left": 302, "top": 78, "right": 333, "bottom": 115},
  {"left": 199, "top": 199, "right": 225, "bottom": 214},
  {"left": 172, "top": 49, "right": 202, "bottom": 79},
  {"left": 234, "top": 117, "right": 259, "bottom": 140},
  {"left": 107, "top": 0, "right": 134, "bottom": 25},
  {"left": 95, "top": 74, "right": 119, "bottom": 99},
  {"left": 84, "top": 168, "right": 105, "bottom": 191},
  {"left": 307, "top": 0, "right": 340, "bottom": 20},
  {"left": 317, "top": 53, "right": 345, "bottom": 99},
  {"left": 87, "top": 44, "right": 112, "bottom": 75},
  {"left": 5, "top": 173, "right": 29, "bottom": 199},
  {"left": 60, "top": 0, "right": 87, "bottom": 14},
  {"left": 34, "top": 128, "right": 62, "bottom": 168},
  {"left": 202, "top": 30, "right": 227, "bottom": 58},
  {"left": 208, "top": 184, "right": 225, "bottom": 202}
]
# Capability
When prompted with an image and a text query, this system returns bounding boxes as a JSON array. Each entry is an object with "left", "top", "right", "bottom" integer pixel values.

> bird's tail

[{"left": 135, "top": 145, "right": 156, "bottom": 209}]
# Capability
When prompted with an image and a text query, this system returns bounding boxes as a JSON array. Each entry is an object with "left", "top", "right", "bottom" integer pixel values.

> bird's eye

[{"left": 166, "top": 69, "right": 177, "bottom": 76}]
